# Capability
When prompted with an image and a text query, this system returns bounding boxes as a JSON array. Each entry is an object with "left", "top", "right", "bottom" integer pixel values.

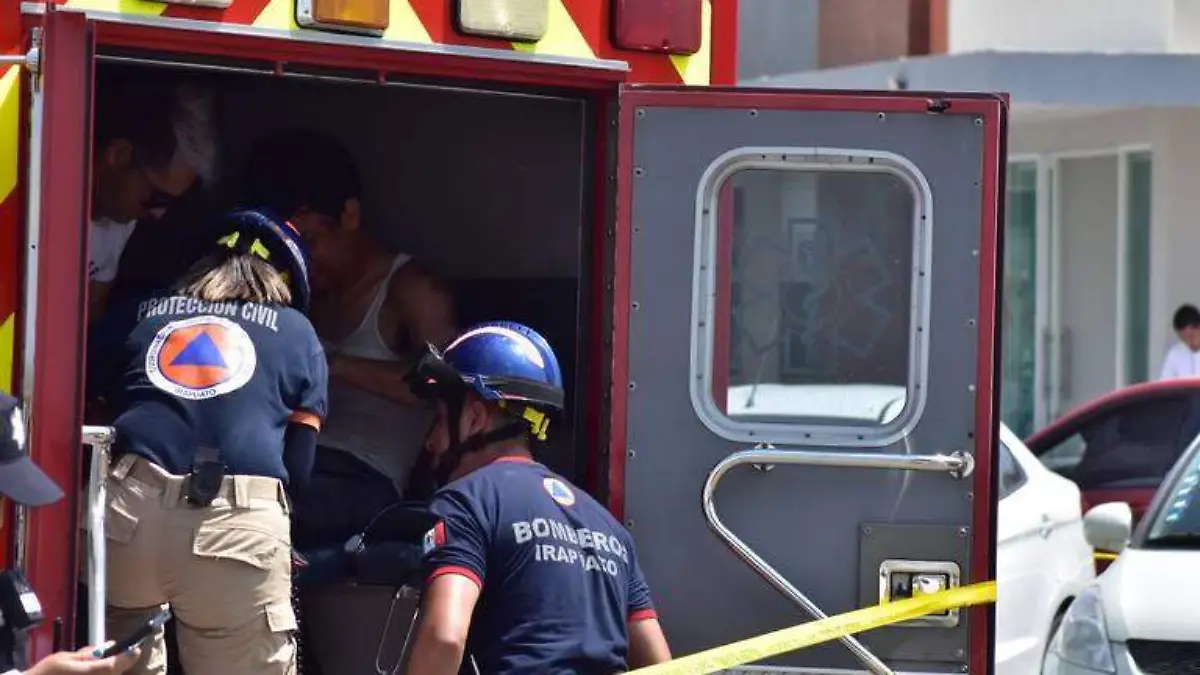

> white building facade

[{"left": 750, "top": 0, "right": 1200, "bottom": 437}]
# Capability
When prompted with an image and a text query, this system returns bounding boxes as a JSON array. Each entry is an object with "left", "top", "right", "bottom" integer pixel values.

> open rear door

[
  {"left": 614, "top": 87, "right": 1005, "bottom": 673},
  {"left": 19, "top": 8, "right": 93, "bottom": 658}
]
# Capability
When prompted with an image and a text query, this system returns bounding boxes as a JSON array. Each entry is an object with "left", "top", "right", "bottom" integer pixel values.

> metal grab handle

[
  {"left": 82, "top": 425, "right": 115, "bottom": 649},
  {"left": 701, "top": 447, "right": 975, "bottom": 675},
  {"left": 0, "top": 50, "right": 38, "bottom": 69}
]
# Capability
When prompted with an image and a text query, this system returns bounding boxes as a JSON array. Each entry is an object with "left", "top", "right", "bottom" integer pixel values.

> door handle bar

[
  {"left": 82, "top": 425, "right": 115, "bottom": 648},
  {"left": 701, "top": 447, "right": 975, "bottom": 675}
]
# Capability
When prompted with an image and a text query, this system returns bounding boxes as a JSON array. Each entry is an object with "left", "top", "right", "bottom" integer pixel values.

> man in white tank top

[{"left": 241, "top": 129, "right": 457, "bottom": 547}]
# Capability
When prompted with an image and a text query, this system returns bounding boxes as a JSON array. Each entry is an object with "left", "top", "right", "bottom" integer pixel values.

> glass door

[
  {"left": 1002, "top": 162, "right": 1038, "bottom": 437},
  {"left": 1121, "top": 150, "right": 1152, "bottom": 385}
]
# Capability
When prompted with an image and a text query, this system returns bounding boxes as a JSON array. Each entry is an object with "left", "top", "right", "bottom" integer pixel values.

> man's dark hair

[
  {"left": 1173, "top": 304, "right": 1200, "bottom": 331},
  {"left": 240, "top": 129, "right": 362, "bottom": 222},
  {"left": 93, "top": 66, "right": 180, "bottom": 171}
]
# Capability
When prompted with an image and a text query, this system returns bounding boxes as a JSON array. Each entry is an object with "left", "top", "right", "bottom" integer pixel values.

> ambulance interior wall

[{"left": 95, "top": 62, "right": 592, "bottom": 482}]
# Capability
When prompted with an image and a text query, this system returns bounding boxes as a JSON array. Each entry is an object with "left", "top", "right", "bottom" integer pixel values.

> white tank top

[{"left": 318, "top": 253, "right": 434, "bottom": 494}]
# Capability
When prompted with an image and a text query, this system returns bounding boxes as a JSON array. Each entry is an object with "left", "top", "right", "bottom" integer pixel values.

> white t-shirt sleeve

[
  {"left": 1160, "top": 343, "right": 1188, "bottom": 380},
  {"left": 88, "top": 220, "right": 137, "bottom": 284},
  {"left": 1160, "top": 357, "right": 1175, "bottom": 381}
]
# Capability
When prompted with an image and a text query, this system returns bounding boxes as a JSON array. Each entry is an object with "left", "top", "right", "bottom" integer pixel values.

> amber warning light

[
  {"left": 458, "top": 0, "right": 549, "bottom": 42},
  {"left": 297, "top": 0, "right": 390, "bottom": 34}
]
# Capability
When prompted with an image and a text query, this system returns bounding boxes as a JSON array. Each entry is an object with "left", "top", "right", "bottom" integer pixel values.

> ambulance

[{"left": 0, "top": 0, "right": 1008, "bottom": 672}]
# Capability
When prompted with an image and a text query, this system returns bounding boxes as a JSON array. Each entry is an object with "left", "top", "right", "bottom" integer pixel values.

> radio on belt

[
  {"left": 185, "top": 446, "right": 226, "bottom": 508},
  {"left": 0, "top": 569, "right": 43, "bottom": 631}
]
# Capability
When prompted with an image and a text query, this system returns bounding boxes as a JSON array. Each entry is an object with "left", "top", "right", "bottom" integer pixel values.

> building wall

[
  {"left": 1010, "top": 109, "right": 1200, "bottom": 382},
  {"left": 736, "top": 0, "right": 818, "bottom": 81},
  {"left": 948, "top": 0, "right": 1174, "bottom": 53},
  {"left": 737, "top": 0, "right": 1200, "bottom": 82},
  {"left": 735, "top": 0, "right": 946, "bottom": 81},
  {"left": 816, "top": 0, "right": 915, "bottom": 69}
]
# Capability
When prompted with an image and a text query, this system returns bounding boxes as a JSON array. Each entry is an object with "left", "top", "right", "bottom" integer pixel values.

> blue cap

[{"left": 0, "top": 393, "right": 63, "bottom": 507}]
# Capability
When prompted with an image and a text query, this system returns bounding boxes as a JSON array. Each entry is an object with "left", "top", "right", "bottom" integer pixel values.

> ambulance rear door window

[{"left": 692, "top": 150, "right": 932, "bottom": 444}]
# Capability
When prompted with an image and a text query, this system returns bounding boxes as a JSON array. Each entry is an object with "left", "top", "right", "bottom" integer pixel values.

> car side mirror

[{"left": 1083, "top": 502, "right": 1133, "bottom": 554}]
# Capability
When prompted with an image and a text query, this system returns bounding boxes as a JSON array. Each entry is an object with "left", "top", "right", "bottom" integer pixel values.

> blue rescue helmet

[
  {"left": 210, "top": 208, "right": 312, "bottom": 313},
  {"left": 409, "top": 321, "right": 564, "bottom": 443}
]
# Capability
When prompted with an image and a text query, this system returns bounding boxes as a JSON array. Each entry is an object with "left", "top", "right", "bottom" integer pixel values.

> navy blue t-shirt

[
  {"left": 422, "top": 457, "right": 657, "bottom": 674},
  {"left": 94, "top": 294, "right": 328, "bottom": 483}
]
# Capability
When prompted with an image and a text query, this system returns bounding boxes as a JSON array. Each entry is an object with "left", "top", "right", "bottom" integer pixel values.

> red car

[{"left": 1025, "top": 377, "right": 1200, "bottom": 524}]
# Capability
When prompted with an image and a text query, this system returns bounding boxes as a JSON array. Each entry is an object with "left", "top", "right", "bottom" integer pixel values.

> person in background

[
  {"left": 88, "top": 209, "right": 326, "bottom": 675},
  {"left": 89, "top": 68, "right": 220, "bottom": 325},
  {"left": 0, "top": 392, "right": 140, "bottom": 675},
  {"left": 240, "top": 129, "right": 457, "bottom": 548},
  {"left": 403, "top": 322, "right": 672, "bottom": 675},
  {"left": 1159, "top": 304, "right": 1200, "bottom": 380}
]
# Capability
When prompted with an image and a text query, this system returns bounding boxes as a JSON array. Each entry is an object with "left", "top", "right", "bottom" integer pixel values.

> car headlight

[{"left": 1048, "top": 585, "right": 1116, "bottom": 673}]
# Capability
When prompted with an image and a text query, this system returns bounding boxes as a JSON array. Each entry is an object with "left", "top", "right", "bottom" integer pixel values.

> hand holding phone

[
  {"left": 97, "top": 607, "right": 171, "bottom": 659},
  {"left": 26, "top": 644, "right": 142, "bottom": 675}
]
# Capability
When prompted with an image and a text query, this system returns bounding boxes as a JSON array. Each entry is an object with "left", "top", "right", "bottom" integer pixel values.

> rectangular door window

[{"left": 708, "top": 155, "right": 926, "bottom": 435}]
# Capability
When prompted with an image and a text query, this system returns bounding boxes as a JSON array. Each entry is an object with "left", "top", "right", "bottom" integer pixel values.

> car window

[
  {"left": 1039, "top": 396, "right": 1192, "bottom": 490},
  {"left": 997, "top": 442, "right": 1027, "bottom": 500}
]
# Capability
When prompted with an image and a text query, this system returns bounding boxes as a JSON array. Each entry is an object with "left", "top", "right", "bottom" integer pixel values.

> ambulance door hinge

[{"left": 925, "top": 98, "right": 951, "bottom": 114}]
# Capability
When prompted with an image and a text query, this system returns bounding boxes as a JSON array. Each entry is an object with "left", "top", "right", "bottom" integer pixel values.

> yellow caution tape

[{"left": 628, "top": 581, "right": 996, "bottom": 675}]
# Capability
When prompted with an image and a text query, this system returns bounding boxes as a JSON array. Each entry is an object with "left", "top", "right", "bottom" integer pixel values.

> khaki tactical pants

[{"left": 105, "top": 455, "right": 297, "bottom": 675}]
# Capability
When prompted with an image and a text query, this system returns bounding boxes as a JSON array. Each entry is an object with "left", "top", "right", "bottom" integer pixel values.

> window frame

[{"left": 689, "top": 147, "right": 935, "bottom": 447}]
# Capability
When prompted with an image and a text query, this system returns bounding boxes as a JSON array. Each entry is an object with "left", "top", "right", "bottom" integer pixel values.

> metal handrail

[
  {"left": 82, "top": 425, "right": 115, "bottom": 648},
  {"left": 0, "top": 52, "right": 37, "bottom": 69},
  {"left": 701, "top": 447, "right": 974, "bottom": 675}
]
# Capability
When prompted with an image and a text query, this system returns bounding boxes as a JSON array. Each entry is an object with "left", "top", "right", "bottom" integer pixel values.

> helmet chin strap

[{"left": 433, "top": 394, "right": 528, "bottom": 487}]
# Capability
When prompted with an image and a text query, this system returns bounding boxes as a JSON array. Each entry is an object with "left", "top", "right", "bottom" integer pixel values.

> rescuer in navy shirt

[
  {"left": 403, "top": 321, "right": 672, "bottom": 675},
  {"left": 105, "top": 289, "right": 325, "bottom": 481},
  {"left": 89, "top": 209, "right": 325, "bottom": 675}
]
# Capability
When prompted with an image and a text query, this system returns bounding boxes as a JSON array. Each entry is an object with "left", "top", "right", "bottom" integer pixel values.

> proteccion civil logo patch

[
  {"left": 145, "top": 316, "right": 258, "bottom": 401},
  {"left": 543, "top": 477, "right": 576, "bottom": 507}
]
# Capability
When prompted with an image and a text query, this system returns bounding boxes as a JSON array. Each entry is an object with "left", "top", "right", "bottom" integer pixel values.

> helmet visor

[{"left": 405, "top": 344, "right": 470, "bottom": 402}]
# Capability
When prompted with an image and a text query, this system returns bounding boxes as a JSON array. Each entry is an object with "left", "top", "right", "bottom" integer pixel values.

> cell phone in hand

[{"left": 98, "top": 606, "right": 172, "bottom": 658}]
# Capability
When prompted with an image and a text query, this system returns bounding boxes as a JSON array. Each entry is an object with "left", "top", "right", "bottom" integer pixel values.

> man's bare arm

[
  {"left": 327, "top": 355, "right": 422, "bottom": 404},
  {"left": 628, "top": 617, "right": 672, "bottom": 668},
  {"left": 404, "top": 574, "right": 481, "bottom": 675},
  {"left": 394, "top": 264, "right": 458, "bottom": 350},
  {"left": 328, "top": 263, "right": 456, "bottom": 404}
]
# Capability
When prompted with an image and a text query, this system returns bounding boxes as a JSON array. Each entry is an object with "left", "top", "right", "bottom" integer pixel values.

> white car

[
  {"left": 997, "top": 423, "right": 1097, "bottom": 675},
  {"left": 1042, "top": 432, "right": 1200, "bottom": 675}
]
